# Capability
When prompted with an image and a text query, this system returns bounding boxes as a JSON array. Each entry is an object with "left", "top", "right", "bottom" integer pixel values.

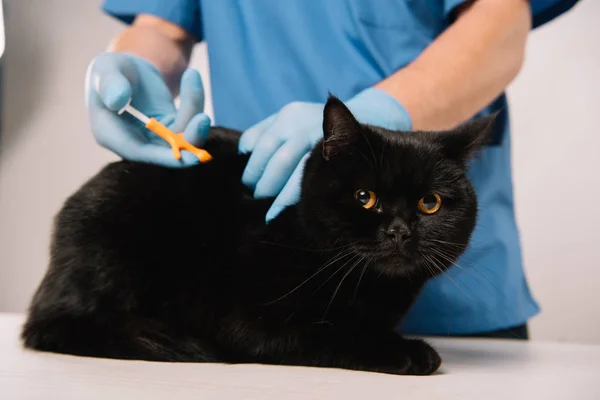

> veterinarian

[{"left": 86, "top": 0, "right": 578, "bottom": 339}]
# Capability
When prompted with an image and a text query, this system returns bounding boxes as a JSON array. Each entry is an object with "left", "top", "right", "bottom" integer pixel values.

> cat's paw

[
  {"left": 401, "top": 338, "right": 441, "bottom": 375},
  {"left": 353, "top": 337, "right": 440, "bottom": 376},
  {"left": 365, "top": 356, "right": 413, "bottom": 376}
]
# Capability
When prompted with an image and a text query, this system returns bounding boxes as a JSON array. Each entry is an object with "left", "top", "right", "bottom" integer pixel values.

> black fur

[{"left": 22, "top": 96, "right": 493, "bottom": 375}]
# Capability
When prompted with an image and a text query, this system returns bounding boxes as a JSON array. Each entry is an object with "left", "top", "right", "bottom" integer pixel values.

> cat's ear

[
  {"left": 322, "top": 94, "right": 362, "bottom": 161},
  {"left": 438, "top": 114, "right": 498, "bottom": 162}
]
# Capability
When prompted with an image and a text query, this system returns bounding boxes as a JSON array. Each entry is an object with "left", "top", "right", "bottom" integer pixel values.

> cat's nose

[{"left": 383, "top": 221, "right": 411, "bottom": 244}]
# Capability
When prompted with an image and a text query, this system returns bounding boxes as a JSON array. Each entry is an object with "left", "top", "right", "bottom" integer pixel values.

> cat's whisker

[
  {"left": 427, "top": 250, "right": 521, "bottom": 338},
  {"left": 424, "top": 252, "right": 478, "bottom": 303},
  {"left": 428, "top": 239, "right": 468, "bottom": 249},
  {"left": 429, "top": 247, "right": 492, "bottom": 286},
  {"left": 421, "top": 253, "right": 453, "bottom": 319},
  {"left": 428, "top": 249, "right": 489, "bottom": 300},
  {"left": 430, "top": 247, "right": 511, "bottom": 303},
  {"left": 436, "top": 256, "right": 492, "bottom": 304},
  {"left": 427, "top": 240, "right": 496, "bottom": 273},
  {"left": 421, "top": 254, "right": 455, "bottom": 328},
  {"left": 427, "top": 244, "right": 491, "bottom": 260},
  {"left": 422, "top": 254, "right": 443, "bottom": 279},
  {"left": 428, "top": 256, "right": 445, "bottom": 277},
  {"left": 452, "top": 251, "right": 503, "bottom": 280},
  {"left": 311, "top": 253, "right": 361, "bottom": 297},
  {"left": 420, "top": 255, "right": 432, "bottom": 277},
  {"left": 430, "top": 247, "right": 504, "bottom": 301},
  {"left": 319, "top": 246, "right": 358, "bottom": 268},
  {"left": 257, "top": 240, "right": 355, "bottom": 253},
  {"left": 262, "top": 247, "right": 357, "bottom": 305},
  {"left": 283, "top": 310, "right": 297, "bottom": 324},
  {"left": 352, "top": 257, "right": 372, "bottom": 301},
  {"left": 322, "top": 256, "right": 365, "bottom": 321}
]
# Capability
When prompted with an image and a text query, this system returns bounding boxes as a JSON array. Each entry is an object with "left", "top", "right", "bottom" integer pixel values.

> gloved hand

[
  {"left": 85, "top": 52, "right": 211, "bottom": 167},
  {"left": 239, "top": 87, "right": 412, "bottom": 222}
]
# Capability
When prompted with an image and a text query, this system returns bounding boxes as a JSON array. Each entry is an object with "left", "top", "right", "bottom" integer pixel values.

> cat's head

[{"left": 299, "top": 95, "right": 494, "bottom": 278}]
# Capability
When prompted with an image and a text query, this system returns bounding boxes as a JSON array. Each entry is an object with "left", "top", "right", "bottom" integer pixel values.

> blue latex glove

[
  {"left": 239, "top": 88, "right": 412, "bottom": 222},
  {"left": 85, "top": 52, "right": 211, "bottom": 167}
]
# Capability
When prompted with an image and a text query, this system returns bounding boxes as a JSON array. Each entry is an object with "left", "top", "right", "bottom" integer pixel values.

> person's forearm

[
  {"left": 108, "top": 14, "right": 196, "bottom": 96},
  {"left": 375, "top": 0, "right": 531, "bottom": 131}
]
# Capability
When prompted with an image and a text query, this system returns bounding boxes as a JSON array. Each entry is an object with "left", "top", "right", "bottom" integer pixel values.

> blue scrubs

[{"left": 102, "top": 0, "right": 578, "bottom": 335}]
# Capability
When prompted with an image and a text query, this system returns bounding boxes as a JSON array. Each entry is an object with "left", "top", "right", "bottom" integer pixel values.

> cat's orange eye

[
  {"left": 418, "top": 194, "right": 442, "bottom": 215},
  {"left": 354, "top": 190, "right": 377, "bottom": 209}
]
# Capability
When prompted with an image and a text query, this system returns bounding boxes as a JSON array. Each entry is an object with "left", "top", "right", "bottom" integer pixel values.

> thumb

[
  {"left": 172, "top": 68, "right": 205, "bottom": 132},
  {"left": 88, "top": 54, "right": 134, "bottom": 112}
]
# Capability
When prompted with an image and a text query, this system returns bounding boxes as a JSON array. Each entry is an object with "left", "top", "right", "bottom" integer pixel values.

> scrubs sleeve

[
  {"left": 529, "top": 0, "right": 580, "bottom": 28},
  {"left": 101, "top": 0, "right": 203, "bottom": 41},
  {"left": 443, "top": 0, "right": 580, "bottom": 29}
]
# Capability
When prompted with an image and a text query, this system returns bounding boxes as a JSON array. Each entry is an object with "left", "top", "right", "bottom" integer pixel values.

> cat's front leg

[
  {"left": 277, "top": 328, "right": 441, "bottom": 375},
  {"left": 343, "top": 331, "right": 441, "bottom": 375}
]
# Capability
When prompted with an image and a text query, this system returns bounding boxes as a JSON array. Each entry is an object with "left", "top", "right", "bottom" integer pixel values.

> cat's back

[{"left": 55, "top": 126, "right": 247, "bottom": 237}]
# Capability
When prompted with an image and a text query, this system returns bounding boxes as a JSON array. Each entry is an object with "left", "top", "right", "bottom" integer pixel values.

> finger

[
  {"left": 238, "top": 114, "right": 276, "bottom": 154},
  {"left": 241, "top": 122, "right": 285, "bottom": 190},
  {"left": 159, "top": 114, "right": 176, "bottom": 128},
  {"left": 99, "top": 73, "right": 132, "bottom": 111},
  {"left": 88, "top": 54, "right": 133, "bottom": 111},
  {"left": 87, "top": 94, "right": 150, "bottom": 151},
  {"left": 133, "top": 143, "right": 201, "bottom": 168},
  {"left": 182, "top": 113, "right": 211, "bottom": 147},
  {"left": 94, "top": 116, "right": 199, "bottom": 168},
  {"left": 172, "top": 69, "right": 205, "bottom": 132},
  {"left": 265, "top": 153, "right": 310, "bottom": 223},
  {"left": 133, "top": 114, "right": 177, "bottom": 146},
  {"left": 137, "top": 113, "right": 210, "bottom": 166},
  {"left": 254, "top": 136, "right": 312, "bottom": 199}
]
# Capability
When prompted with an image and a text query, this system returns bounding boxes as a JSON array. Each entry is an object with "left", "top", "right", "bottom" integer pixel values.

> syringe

[{"left": 118, "top": 100, "right": 212, "bottom": 163}]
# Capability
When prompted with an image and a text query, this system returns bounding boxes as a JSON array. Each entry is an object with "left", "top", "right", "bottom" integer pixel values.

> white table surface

[{"left": 1, "top": 313, "right": 598, "bottom": 399}]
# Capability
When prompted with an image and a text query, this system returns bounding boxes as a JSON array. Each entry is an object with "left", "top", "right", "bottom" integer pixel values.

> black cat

[{"left": 21, "top": 96, "right": 492, "bottom": 375}]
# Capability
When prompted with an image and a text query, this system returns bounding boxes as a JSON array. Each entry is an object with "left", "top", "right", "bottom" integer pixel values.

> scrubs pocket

[{"left": 346, "top": 0, "right": 445, "bottom": 75}]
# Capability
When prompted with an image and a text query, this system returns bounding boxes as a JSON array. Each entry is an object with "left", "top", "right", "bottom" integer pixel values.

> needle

[{"left": 118, "top": 100, "right": 212, "bottom": 163}]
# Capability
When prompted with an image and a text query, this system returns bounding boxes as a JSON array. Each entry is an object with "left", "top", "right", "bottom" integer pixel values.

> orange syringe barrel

[{"left": 146, "top": 118, "right": 212, "bottom": 163}]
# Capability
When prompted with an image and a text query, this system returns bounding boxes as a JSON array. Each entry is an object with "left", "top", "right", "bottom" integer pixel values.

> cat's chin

[
  {"left": 361, "top": 247, "right": 456, "bottom": 279},
  {"left": 356, "top": 250, "right": 421, "bottom": 276}
]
